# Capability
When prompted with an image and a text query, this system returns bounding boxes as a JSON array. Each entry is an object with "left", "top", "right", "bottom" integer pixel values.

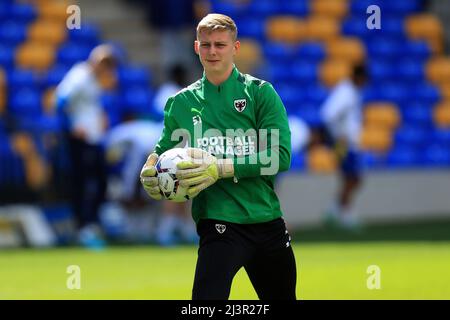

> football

[{"left": 156, "top": 148, "right": 191, "bottom": 202}]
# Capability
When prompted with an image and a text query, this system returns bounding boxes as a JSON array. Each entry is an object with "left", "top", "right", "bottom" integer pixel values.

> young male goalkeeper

[{"left": 140, "top": 13, "right": 297, "bottom": 300}]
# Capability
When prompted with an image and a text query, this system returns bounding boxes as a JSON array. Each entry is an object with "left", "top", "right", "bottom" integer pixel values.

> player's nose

[{"left": 209, "top": 45, "right": 218, "bottom": 55}]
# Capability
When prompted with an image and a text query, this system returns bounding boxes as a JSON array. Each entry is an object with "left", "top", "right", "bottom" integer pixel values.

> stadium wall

[{"left": 278, "top": 169, "right": 450, "bottom": 227}]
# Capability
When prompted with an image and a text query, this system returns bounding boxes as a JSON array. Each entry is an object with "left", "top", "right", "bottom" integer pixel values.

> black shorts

[{"left": 192, "top": 217, "right": 297, "bottom": 300}]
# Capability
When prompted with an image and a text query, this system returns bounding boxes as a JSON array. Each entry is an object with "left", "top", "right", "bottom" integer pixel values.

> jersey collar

[{"left": 202, "top": 65, "right": 239, "bottom": 91}]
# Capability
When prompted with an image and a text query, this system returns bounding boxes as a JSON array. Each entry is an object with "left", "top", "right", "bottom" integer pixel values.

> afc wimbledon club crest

[
  {"left": 234, "top": 99, "right": 246, "bottom": 112},
  {"left": 215, "top": 224, "right": 226, "bottom": 234}
]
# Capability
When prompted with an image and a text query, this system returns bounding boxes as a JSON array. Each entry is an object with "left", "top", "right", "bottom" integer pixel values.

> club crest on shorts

[
  {"left": 215, "top": 224, "right": 226, "bottom": 234},
  {"left": 234, "top": 99, "right": 246, "bottom": 112}
]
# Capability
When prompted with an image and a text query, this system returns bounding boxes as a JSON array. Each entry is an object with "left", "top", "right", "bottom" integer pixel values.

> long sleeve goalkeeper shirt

[{"left": 154, "top": 66, "right": 291, "bottom": 224}]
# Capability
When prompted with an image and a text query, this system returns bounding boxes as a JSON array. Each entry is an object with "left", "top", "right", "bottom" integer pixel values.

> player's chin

[{"left": 204, "top": 60, "right": 221, "bottom": 69}]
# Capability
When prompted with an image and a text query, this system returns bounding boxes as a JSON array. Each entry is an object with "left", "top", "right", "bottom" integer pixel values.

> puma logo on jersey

[
  {"left": 215, "top": 224, "right": 226, "bottom": 234},
  {"left": 234, "top": 99, "right": 246, "bottom": 112},
  {"left": 191, "top": 107, "right": 204, "bottom": 125},
  {"left": 191, "top": 107, "right": 204, "bottom": 115}
]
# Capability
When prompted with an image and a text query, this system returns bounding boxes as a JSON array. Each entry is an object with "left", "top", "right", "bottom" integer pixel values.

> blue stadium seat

[
  {"left": 352, "top": 0, "right": 421, "bottom": 17},
  {"left": 0, "top": 2, "right": 11, "bottom": 21},
  {"left": 57, "top": 42, "right": 93, "bottom": 67},
  {"left": 360, "top": 151, "right": 385, "bottom": 169},
  {"left": 396, "top": 59, "right": 424, "bottom": 82},
  {"left": 19, "top": 114, "right": 62, "bottom": 133},
  {"left": 0, "top": 146, "right": 26, "bottom": 185},
  {"left": 43, "top": 65, "right": 71, "bottom": 87},
  {"left": 291, "top": 61, "right": 318, "bottom": 83},
  {"left": 234, "top": 18, "right": 265, "bottom": 40},
  {"left": 307, "top": 84, "right": 329, "bottom": 105},
  {"left": 402, "top": 41, "right": 430, "bottom": 61},
  {"left": 263, "top": 42, "right": 297, "bottom": 63},
  {"left": 279, "top": 0, "right": 309, "bottom": 16},
  {"left": 378, "top": 82, "right": 408, "bottom": 104},
  {"left": 350, "top": 0, "right": 385, "bottom": 14},
  {"left": 276, "top": 84, "right": 306, "bottom": 112},
  {"left": 68, "top": 23, "right": 100, "bottom": 46},
  {"left": 368, "top": 60, "right": 395, "bottom": 81},
  {"left": 394, "top": 125, "right": 428, "bottom": 147},
  {"left": 381, "top": 17, "right": 405, "bottom": 38},
  {"left": 11, "top": 3, "right": 37, "bottom": 23},
  {"left": 342, "top": 17, "right": 369, "bottom": 38},
  {"left": 422, "top": 144, "right": 450, "bottom": 166},
  {"left": 290, "top": 152, "right": 306, "bottom": 171},
  {"left": 210, "top": 0, "right": 249, "bottom": 19},
  {"left": 0, "top": 120, "right": 5, "bottom": 140},
  {"left": 387, "top": 146, "right": 419, "bottom": 167},
  {"left": 268, "top": 62, "right": 294, "bottom": 83},
  {"left": 248, "top": 0, "right": 279, "bottom": 18},
  {"left": 0, "top": 44, "right": 15, "bottom": 69},
  {"left": 410, "top": 83, "right": 440, "bottom": 105},
  {"left": 8, "top": 87, "right": 42, "bottom": 117},
  {"left": 102, "top": 92, "right": 122, "bottom": 127},
  {"left": 0, "top": 21, "right": 27, "bottom": 45},
  {"left": 361, "top": 84, "right": 382, "bottom": 102},
  {"left": 121, "top": 86, "right": 154, "bottom": 116},
  {"left": 296, "top": 42, "right": 325, "bottom": 62},
  {"left": 296, "top": 103, "right": 321, "bottom": 126},
  {"left": 433, "top": 128, "right": 450, "bottom": 147},
  {"left": 118, "top": 65, "right": 151, "bottom": 88},
  {"left": 401, "top": 102, "right": 433, "bottom": 128},
  {"left": 367, "top": 38, "right": 402, "bottom": 59},
  {"left": 7, "top": 69, "right": 38, "bottom": 89},
  {"left": 384, "top": 0, "right": 422, "bottom": 15}
]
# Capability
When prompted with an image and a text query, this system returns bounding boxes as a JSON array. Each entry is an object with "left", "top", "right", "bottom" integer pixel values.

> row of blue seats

[
  {"left": 292, "top": 103, "right": 441, "bottom": 128},
  {"left": 220, "top": 13, "right": 425, "bottom": 41},
  {"left": 395, "top": 127, "right": 450, "bottom": 146},
  {"left": 276, "top": 81, "right": 440, "bottom": 107},
  {"left": 211, "top": 0, "right": 422, "bottom": 20},
  {"left": 212, "top": 0, "right": 309, "bottom": 19},
  {"left": 349, "top": 0, "right": 423, "bottom": 15},
  {"left": 0, "top": 2, "right": 36, "bottom": 23},
  {"left": 263, "top": 39, "right": 430, "bottom": 63},
  {"left": 363, "top": 145, "right": 450, "bottom": 168},
  {"left": 0, "top": 41, "right": 100, "bottom": 69},
  {"left": 362, "top": 82, "right": 440, "bottom": 105},
  {"left": 0, "top": 21, "right": 100, "bottom": 46},
  {"left": 266, "top": 59, "right": 431, "bottom": 85},
  {"left": 5, "top": 86, "right": 155, "bottom": 120},
  {"left": 3, "top": 79, "right": 441, "bottom": 128},
  {"left": 290, "top": 143, "right": 450, "bottom": 171},
  {"left": 1, "top": 64, "right": 151, "bottom": 89}
]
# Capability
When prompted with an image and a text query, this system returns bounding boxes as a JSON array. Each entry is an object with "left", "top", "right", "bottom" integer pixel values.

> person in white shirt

[
  {"left": 151, "top": 64, "right": 198, "bottom": 246},
  {"left": 55, "top": 44, "right": 117, "bottom": 247},
  {"left": 318, "top": 64, "right": 367, "bottom": 229},
  {"left": 105, "top": 118, "right": 164, "bottom": 204}
]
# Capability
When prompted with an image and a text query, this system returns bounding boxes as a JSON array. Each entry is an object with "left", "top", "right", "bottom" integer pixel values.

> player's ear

[
  {"left": 233, "top": 40, "right": 240, "bottom": 55},
  {"left": 194, "top": 40, "right": 200, "bottom": 55}
]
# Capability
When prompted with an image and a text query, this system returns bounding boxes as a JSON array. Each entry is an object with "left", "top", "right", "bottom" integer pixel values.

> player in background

[
  {"left": 55, "top": 44, "right": 117, "bottom": 248},
  {"left": 318, "top": 64, "right": 367, "bottom": 230},
  {"left": 140, "top": 14, "right": 297, "bottom": 299}
]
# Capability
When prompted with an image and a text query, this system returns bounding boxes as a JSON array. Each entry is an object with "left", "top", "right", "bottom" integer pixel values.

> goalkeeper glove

[
  {"left": 140, "top": 152, "right": 162, "bottom": 200},
  {"left": 176, "top": 148, "right": 234, "bottom": 198}
]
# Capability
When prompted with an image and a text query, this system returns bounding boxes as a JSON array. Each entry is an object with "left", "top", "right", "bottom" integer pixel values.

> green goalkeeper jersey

[{"left": 154, "top": 66, "right": 291, "bottom": 224}]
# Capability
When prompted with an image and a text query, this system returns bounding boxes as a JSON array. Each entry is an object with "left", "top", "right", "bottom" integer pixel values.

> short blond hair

[{"left": 196, "top": 13, "right": 238, "bottom": 41}]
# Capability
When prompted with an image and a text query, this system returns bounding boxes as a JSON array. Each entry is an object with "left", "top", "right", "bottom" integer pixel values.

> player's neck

[{"left": 205, "top": 65, "right": 234, "bottom": 86}]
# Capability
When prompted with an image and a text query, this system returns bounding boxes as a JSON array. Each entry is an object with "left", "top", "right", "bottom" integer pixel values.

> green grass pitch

[{"left": 1, "top": 242, "right": 449, "bottom": 299}]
